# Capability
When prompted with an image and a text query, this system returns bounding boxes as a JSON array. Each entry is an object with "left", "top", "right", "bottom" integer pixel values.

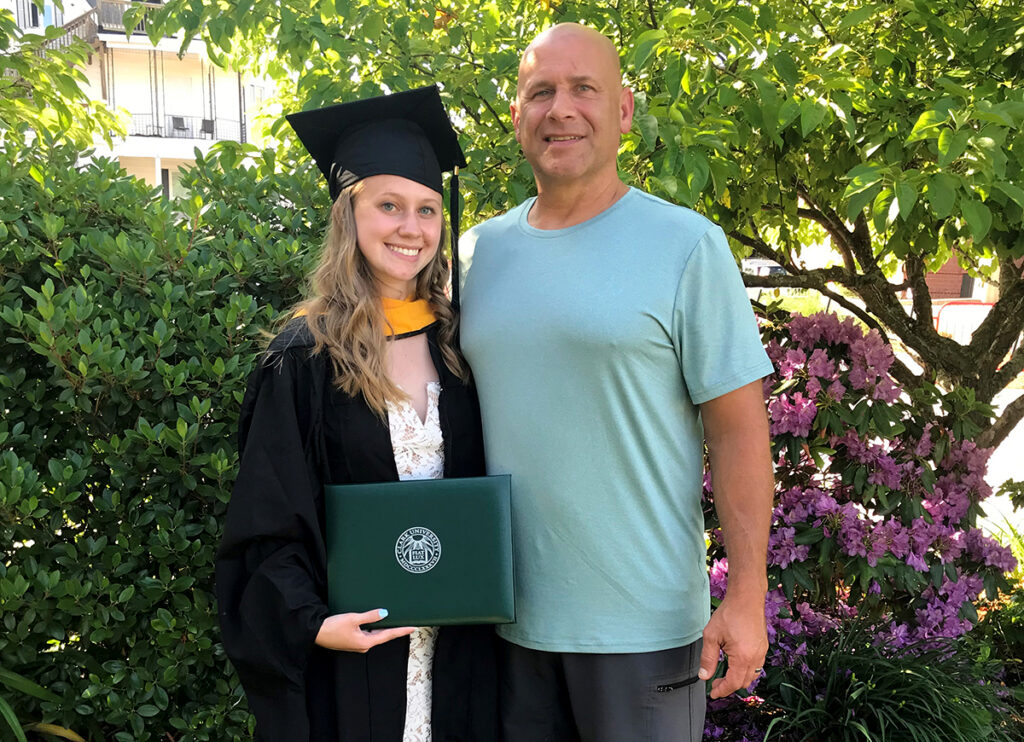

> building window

[
  {"left": 959, "top": 274, "right": 974, "bottom": 299},
  {"left": 17, "top": 0, "right": 42, "bottom": 28},
  {"left": 161, "top": 169, "right": 170, "bottom": 199}
]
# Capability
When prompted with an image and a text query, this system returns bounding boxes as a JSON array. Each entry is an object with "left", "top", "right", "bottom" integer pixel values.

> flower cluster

[{"left": 703, "top": 310, "right": 1019, "bottom": 738}]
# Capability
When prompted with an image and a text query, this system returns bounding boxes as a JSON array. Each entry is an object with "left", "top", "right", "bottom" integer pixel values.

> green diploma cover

[{"left": 324, "top": 475, "right": 514, "bottom": 628}]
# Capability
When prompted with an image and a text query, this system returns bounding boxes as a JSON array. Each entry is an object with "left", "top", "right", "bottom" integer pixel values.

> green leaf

[
  {"left": 361, "top": 10, "right": 383, "bottom": 42},
  {"left": 664, "top": 54, "right": 685, "bottom": 100},
  {"left": 0, "top": 695, "right": 28, "bottom": 742},
  {"left": 842, "top": 163, "right": 884, "bottom": 195},
  {"left": 926, "top": 173, "right": 957, "bottom": 218},
  {"left": 635, "top": 113, "right": 659, "bottom": 150},
  {"left": 895, "top": 181, "right": 918, "bottom": 221},
  {"left": 906, "top": 109, "right": 947, "bottom": 143},
  {"left": 683, "top": 149, "right": 710, "bottom": 196},
  {"left": 781, "top": 566, "right": 795, "bottom": 597},
  {"left": 994, "top": 181, "right": 1024, "bottom": 210},
  {"left": 799, "top": 98, "right": 827, "bottom": 137},
  {"left": 853, "top": 465, "right": 868, "bottom": 493},
  {"left": 847, "top": 184, "right": 881, "bottom": 222},
  {"left": 838, "top": 5, "right": 881, "bottom": 30},
  {"left": 0, "top": 667, "right": 60, "bottom": 703},
  {"left": 794, "top": 526, "right": 825, "bottom": 545},
  {"left": 958, "top": 600, "right": 979, "bottom": 624},
  {"left": 872, "top": 187, "right": 895, "bottom": 232},
  {"left": 937, "top": 128, "right": 970, "bottom": 167},
  {"left": 632, "top": 29, "right": 665, "bottom": 70},
  {"left": 960, "top": 199, "right": 992, "bottom": 242},
  {"left": 772, "top": 53, "right": 800, "bottom": 85}
]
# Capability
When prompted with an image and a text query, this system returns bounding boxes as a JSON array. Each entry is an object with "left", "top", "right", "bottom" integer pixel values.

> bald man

[{"left": 460, "top": 24, "right": 775, "bottom": 741}]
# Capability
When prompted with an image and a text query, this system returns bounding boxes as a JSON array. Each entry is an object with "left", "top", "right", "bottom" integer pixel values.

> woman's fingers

[
  {"left": 362, "top": 625, "right": 417, "bottom": 648},
  {"left": 357, "top": 608, "right": 391, "bottom": 624},
  {"left": 315, "top": 610, "right": 416, "bottom": 652}
]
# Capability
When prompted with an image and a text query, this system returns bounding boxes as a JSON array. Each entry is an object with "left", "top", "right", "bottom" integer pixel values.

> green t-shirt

[{"left": 461, "top": 188, "right": 773, "bottom": 652}]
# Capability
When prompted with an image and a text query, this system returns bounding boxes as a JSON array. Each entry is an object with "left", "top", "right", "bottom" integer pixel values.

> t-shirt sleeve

[{"left": 672, "top": 226, "right": 775, "bottom": 405}]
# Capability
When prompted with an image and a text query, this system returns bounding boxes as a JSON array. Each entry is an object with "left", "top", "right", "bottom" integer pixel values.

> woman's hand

[{"left": 314, "top": 609, "right": 416, "bottom": 653}]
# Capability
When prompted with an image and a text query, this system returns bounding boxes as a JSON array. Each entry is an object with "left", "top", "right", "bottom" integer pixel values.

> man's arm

[{"left": 697, "top": 379, "right": 774, "bottom": 698}]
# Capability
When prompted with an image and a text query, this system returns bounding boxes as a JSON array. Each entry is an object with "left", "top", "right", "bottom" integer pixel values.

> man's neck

[{"left": 526, "top": 177, "right": 629, "bottom": 230}]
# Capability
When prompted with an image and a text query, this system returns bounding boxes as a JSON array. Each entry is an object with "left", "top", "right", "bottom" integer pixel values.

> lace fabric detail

[
  {"left": 388, "top": 381, "right": 444, "bottom": 482},
  {"left": 387, "top": 381, "right": 443, "bottom": 741},
  {"left": 402, "top": 626, "right": 438, "bottom": 742}
]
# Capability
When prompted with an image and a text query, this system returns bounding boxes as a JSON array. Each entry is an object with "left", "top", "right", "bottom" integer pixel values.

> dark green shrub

[{"left": 0, "top": 142, "right": 321, "bottom": 740}]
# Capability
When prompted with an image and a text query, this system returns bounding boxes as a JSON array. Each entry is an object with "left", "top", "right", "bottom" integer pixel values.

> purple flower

[
  {"left": 769, "top": 526, "right": 811, "bottom": 568},
  {"left": 868, "top": 454, "right": 903, "bottom": 489},
  {"left": 769, "top": 392, "right": 817, "bottom": 437},
  {"left": 709, "top": 558, "right": 729, "bottom": 599},
  {"left": 779, "top": 348, "right": 807, "bottom": 379},
  {"left": 963, "top": 529, "right": 1018, "bottom": 572},
  {"left": 915, "top": 425, "right": 936, "bottom": 457},
  {"left": 931, "top": 526, "right": 965, "bottom": 564},
  {"left": 872, "top": 376, "right": 900, "bottom": 403},
  {"left": 806, "top": 348, "right": 836, "bottom": 379},
  {"left": 874, "top": 520, "right": 910, "bottom": 559},
  {"left": 906, "top": 551, "right": 929, "bottom": 572},
  {"left": 826, "top": 378, "right": 846, "bottom": 400}
]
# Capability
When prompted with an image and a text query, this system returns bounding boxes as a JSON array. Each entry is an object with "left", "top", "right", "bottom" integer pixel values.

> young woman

[{"left": 215, "top": 86, "right": 497, "bottom": 742}]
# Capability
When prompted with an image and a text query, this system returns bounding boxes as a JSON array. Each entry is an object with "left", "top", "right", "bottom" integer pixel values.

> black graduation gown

[{"left": 216, "top": 319, "right": 499, "bottom": 742}]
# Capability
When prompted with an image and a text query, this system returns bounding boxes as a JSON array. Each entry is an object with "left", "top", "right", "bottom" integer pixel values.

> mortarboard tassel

[{"left": 450, "top": 165, "right": 461, "bottom": 313}]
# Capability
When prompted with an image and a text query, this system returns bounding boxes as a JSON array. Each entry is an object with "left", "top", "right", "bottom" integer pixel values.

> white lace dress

[{"left": 386, "top": 381, "right": 443, "bottom": 742}]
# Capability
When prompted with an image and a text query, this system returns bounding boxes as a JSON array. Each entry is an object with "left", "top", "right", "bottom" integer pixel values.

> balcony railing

[
  {"left": 47, "top": 0, "right": 164, "bottom": 47},
  {"left": 58, "top": 11, "right": 97, "bottom": 46},
  {"left": 96, "top": 0, "right": 163, "bottom": 35},
  {"left": 127, "top": 113, "right": 243, "bottom": 142}
]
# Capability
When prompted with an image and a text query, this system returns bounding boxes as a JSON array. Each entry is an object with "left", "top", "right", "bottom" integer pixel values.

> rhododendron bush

[{"left": 702, "top": 309, "right": 1019, "bottom": 738}]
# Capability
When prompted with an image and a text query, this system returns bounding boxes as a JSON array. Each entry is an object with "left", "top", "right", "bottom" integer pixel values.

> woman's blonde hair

[{"left": 290, "top": 182, "right": 466, "bottom": 416}]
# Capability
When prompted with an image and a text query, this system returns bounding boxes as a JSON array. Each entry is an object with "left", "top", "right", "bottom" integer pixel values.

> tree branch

[
  {"left": 978, "top": 390, "right": 1024, "bottom": 450},
  {"left": 970, "top": 278, "right": 1024, "bottom": 395},
  {"left": 731, "top": 222, "right": 961, "bottom": 392},
  {"left": 904, "top": 253, "right": 934, "bottom": 330},
  {"left": 742, "top": 269, "right": 855, "bottom": 289},
  {"left": 796, "top": 0, "right": 835, "bottom": 45},
  {"left": 479, "top": 95, "right": 510, "bottom": 134},
  {"left": 848, "top": 213, "right": 878, "bottom": 275},
  {"left": 794, "top": 183, "right": 858, "bottom": 273},
  {"left": 990, "top": 341, "right": 1024, "bottom": 393}
]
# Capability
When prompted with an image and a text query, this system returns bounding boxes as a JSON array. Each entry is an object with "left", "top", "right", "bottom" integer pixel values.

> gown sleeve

[{"left": 215, "top": 345, "right": 330, "bottom": 736}]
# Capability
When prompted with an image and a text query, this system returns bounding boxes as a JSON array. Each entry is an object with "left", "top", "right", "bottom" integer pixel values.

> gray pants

[{"left": 499, "top": 638, "right": 706, "bottom": 742}]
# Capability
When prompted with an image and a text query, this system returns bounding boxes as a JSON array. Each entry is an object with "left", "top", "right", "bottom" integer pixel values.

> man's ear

[
  {"left": 619, "top": 87, "right": 635, "bottom": 134},
  {"left": 510, "top": 99, "right": 521, "bottom": 142}
]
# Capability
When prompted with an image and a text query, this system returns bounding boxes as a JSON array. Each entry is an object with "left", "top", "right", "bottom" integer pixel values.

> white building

[
  {"left": 4, "top": 0, "right": 84, "bottom": 30},
  {"left": 20, "top": 0, "right": 269, "bottom": 197}
]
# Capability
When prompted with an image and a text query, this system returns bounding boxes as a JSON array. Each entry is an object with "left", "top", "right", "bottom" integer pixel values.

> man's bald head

[
  {"left": 510, "top": 22, "right": 634, "bottom": 200},
  {"left": 517, "top": 23, "right": 623, "bottom": 98}
]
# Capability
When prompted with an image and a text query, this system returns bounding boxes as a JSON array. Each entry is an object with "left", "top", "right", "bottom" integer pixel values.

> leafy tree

[
  {"left": 150, "top": 0, "right": 1024, "bottom": 448},
  {"left": 0, "top": 0, "right": 121, "bottom": 157}
]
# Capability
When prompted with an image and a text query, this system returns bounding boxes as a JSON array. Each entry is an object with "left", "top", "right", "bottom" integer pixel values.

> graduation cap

[{"left": 287, "top": 86, "right": 469, "bottom": 308}]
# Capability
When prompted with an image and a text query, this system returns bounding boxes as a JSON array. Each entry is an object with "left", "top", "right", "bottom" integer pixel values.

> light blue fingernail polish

[{"left": 379, "top": 608, "right": 389, "bottom": 619}]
